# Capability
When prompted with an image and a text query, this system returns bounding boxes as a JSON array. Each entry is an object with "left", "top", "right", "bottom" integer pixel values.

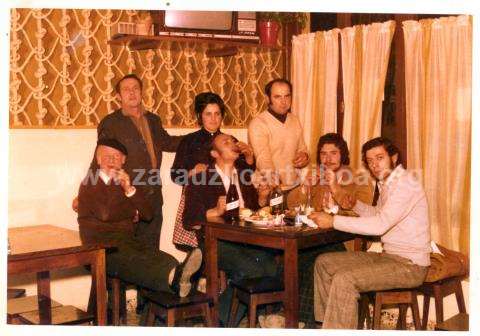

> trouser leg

[
  {"left": 217, "top": 241, "right": 278, "bottom": 326},
  {"left": 298, "top": 243, "right": 346, "bottom": 328},
  {"left": 107, "top": 243, "right": 178, "bottom": 294},
  {"left": 314, "top": 252, "right": 427, "bottom": 329}
]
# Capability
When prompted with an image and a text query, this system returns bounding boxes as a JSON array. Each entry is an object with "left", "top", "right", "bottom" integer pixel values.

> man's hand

[
  {"left": 256, "top": 181, "right": 272, "bottom": 207},
  {"left": 293, "top": 151, "right": 309, "bottom": 168},
  {"left": 236, "top": 141, "right": 254, "bottom": 165},
  {"left": 189, "top": 163, "right": 208, "bottom": 177},
  {"left": 215, "top": 196, "right": 227, "bottom": 216},
  {"left": 324, "top": 168, "right": 339, "bottom": 192},
  {"left": 72, "top": 196, "right": 79, "bottom": 213},
  {"left": 308, "top": 212, "right": 334, "bottom": 229},
  {"left": 114, "top": 169, "right": 134, "bottom": 194},
  {"left": 207, "top": 196, "right": 226, "bottom": 219},
  {"left": 335, "top": 192, "right": 356, "bottom": 210}
]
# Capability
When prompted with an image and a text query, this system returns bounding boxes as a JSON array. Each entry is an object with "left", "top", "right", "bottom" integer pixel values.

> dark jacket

[
  {"left": 95, "top": 109, "right": 183, "bottom": 207},
  {"left": 183, "top": 163, "right": 260, "bottom": 233},
  {"left": 77, "top": 170, "right": 153, "bottom": 244}
]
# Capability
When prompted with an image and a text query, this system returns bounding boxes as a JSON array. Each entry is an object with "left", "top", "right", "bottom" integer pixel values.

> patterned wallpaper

[{"left": 9, "top": 8, "right": 284, "bottom": 128}]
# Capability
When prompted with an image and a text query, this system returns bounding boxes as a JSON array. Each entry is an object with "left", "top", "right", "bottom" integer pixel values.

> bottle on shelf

[{"left": 225, "top": 176, "right": 240, "bottom": 223}]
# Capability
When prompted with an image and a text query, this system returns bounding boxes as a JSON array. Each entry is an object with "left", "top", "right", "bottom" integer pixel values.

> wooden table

[
  {"left": 7, "top": 225, "right": 108, "bottom": 325},
  {"left": 204, "top": 218, "right": 358, "bottom": 328}
]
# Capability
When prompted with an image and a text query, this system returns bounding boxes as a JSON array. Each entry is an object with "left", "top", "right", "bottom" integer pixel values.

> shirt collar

[
  {"left": 98, "top": 170, "right": 111, "bottom": 185},
  {"left": 378, "top": 164, "right": 405, "bottom": 190},
  {"left": 121, "top": 106, "right": 146, "bottom": 117},
  {"left": 267, "top": 107, "right": 289, "bottom": 123},
  {"left": 200, "top": 127, "right": 221, "bottom": 137}
]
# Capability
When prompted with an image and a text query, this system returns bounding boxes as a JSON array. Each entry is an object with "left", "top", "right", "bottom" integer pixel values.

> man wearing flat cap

[{"left": 77, "top": 139, "right": 202, "bottom": 302}]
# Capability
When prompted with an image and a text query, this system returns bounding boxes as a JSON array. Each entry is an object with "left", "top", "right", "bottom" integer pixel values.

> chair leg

[
  {"left": 227, "top": 288, "right": 239, "bottom": 327},
  {"left": 120, "top": 284, "right": 127, "bottom": 325},
  {"left": 144, "top": 303, "right": 156, "bottom": 326},
  {"left": 111, "top": 278, "right": 121, "bottom": 326},
  {"left": 396, "top": 304, "right": 408, "bottom": 330},
  {"left": 421, "top": 293, "right": 431, "bottom": 330},
  {"left": 373, "top": 295, "right": 382, "bottom": 330},
  {"left": 454, "top": 280, "right": 467, "bottom": 313},
  {"left": 202, "top": 302, "right": 214, "bottom": 327},
  {"left": 248, "top": 296, "right": 258, "bottom": 328},
  {"left": 166, "top": 308, "right": 176, "bottom": 327},
  {"left": 358, "top": 294, "right": 369, "bottom": 329},
  {"left": 411, "top": 292, "right": 421, "bottom": 330},
  {"left": 433, "top": 284, "right": 444, "bottom": 324}
]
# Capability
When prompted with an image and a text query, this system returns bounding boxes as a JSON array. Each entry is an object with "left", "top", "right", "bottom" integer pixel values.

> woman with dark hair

[
  {"left": 170, "top": 92, "right": 254, "bottom": 250},
  {"left": 286, "top": 132, "right": 373, "bottom": 328}
]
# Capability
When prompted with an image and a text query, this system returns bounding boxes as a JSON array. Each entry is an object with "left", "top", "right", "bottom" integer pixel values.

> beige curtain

[
  {"left": 403, "top": 16, "right": 471, "bottom": 255},
  {"left": 341, "top": 21, "right": 396, "bottom": 169},
  {"left": 310, "top": 29, "right": 340, "bottom": 152},
  {"left": 292, "top": 33, "right": 316, "bottom": 153},
  {"left": 292, "top": 29, "right": 340, "bottom": 156}
]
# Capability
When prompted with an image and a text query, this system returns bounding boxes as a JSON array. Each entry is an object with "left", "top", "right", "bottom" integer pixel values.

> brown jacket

[
  {"left": 287, "top": 166, "right": 374, "bottom": 211},
  {"left": 77, "top": 170, "right": 153, "bottom": 244},
  {"left": 95, "top": 109, "right": 183, "bottom": 207}
]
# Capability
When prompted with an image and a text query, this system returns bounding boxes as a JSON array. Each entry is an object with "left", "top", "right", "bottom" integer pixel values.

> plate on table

[{"left": 243, "top": 216, "right": 271, "bottom": 226}]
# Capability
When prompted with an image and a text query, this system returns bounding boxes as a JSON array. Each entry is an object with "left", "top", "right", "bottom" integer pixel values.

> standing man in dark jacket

[{"left": 95, "top": 73, "right": 182, "bottom": 250}]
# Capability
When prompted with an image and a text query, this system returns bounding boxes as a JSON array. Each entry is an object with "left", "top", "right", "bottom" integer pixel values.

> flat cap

[{"left": 96, "top": 138, "right": 128, "bottom": 156}]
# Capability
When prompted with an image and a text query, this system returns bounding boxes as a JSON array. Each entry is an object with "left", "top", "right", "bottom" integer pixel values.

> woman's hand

[{"left": 189, "top": 163, "right": 208, "bottom": 177}]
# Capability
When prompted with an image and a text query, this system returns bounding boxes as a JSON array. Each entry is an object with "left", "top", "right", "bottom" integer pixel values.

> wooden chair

[
  {"left": 434, "top": 312, "right": 469, "bottom": 331},
  {"left": 7, "top": 288, "right": 26, "bottom": 300},
  {"left": 227, "top": 276, "right": 284, "bottom": 328},
  {"left": 7, "top": 295, "right": 62, "bottom": 324},
  {"left": 104, "top": 270, "right": 227, "bottom": 326},
  {"left": 358, "top": 288, "right": 422, "bottom": 330},
  {"left": 417, "top": 275, "right": 467, "bottom": 329},
  {"left": 8, "top": 295, "right": 92, "bottom": 325},
  {"left": 142, "top": 289, "right": 214, "bottom": 327},
  {"left": 17, "top": 305, "right": 94, "bottom": 325}
]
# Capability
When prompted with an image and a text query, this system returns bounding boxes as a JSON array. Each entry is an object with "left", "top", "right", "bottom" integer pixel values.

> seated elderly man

[
  {"left": 309, "top": 137, "right": 431, "bottom": 329},
  {"left": 183, "top": 133, "right": 279, "bottom": 327},
  {"left": 77, "top": 138, "right": 202, "bottom": 303}
]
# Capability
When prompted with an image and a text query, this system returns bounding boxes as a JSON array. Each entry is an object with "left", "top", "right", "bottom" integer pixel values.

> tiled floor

[{"left": 123, "top": 299, "right": 435, "bottom": 329}]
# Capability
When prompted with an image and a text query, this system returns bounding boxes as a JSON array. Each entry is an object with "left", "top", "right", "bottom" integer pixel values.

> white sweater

[
  {"left": 248, "top": 111, "right": 308, "bottom": 190},
  {"left": 334, "top": 165, "right": 432, "bottom": 266}
]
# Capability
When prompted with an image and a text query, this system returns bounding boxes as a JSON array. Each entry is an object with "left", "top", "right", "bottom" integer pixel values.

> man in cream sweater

[
  {"left": 248, "top": 78, "right": 309, "bottom": 191},
  {"left": 309, "top": 137, "right": 431, "bottom": 329}
]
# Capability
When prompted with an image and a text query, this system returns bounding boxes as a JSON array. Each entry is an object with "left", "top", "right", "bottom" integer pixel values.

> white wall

[
  {"left": 8, "top": 128, "right": 248, "bottom": 309},
  {"left": 8, "top": 128, "right": 469, "bottom": 321}
]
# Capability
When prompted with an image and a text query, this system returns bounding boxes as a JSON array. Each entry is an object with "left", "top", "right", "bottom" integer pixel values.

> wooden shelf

[{"left": 108, "top": 34, "right": 284, "bottom": 57}]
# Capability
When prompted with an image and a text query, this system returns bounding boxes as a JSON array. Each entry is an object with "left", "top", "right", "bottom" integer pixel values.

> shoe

[{"left": 170, "top": 248, "right": 202, "bottom": 297}]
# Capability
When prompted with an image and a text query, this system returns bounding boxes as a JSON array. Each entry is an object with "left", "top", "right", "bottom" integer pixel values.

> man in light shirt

[{"left": 309, "top": 137, "right": 431, "bottom": 329}]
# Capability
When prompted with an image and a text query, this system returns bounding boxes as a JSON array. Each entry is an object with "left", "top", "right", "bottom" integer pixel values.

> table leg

[
  {"left": 354, "top": 237, "right": 367, "bottom": 252},
  {"left": 37, "top": 271, "right": 52, "bottom": 324},
  {"left": 283, "top": 239, "right": 299, "bottom": 328},
  {"left": 205, "top": 226, "right": 219, "bottom": 327},
  {"left": 92, "top": 249, "right": 107, "bottom": 326}
]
